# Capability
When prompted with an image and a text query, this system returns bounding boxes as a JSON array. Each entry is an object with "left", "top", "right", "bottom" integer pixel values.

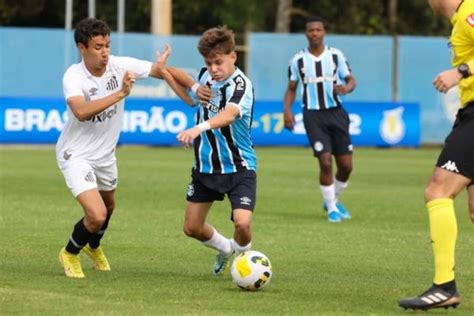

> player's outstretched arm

[
  {"left": 149, "top": 45, "right": 194, "bottom": 105},
  {"left": 167, "top": 67, "right": 212, "bottom": 103},
  {"left": 176, "top": 103, "right": 240, "bottom": 148}
]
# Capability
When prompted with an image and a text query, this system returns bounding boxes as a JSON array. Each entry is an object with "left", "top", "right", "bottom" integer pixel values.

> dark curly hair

[
  {"left": 198, "top": 26, "right": 235, "bottom": 58},
  {"left": 74, "top": 18, "right": 111, "bottom": 48}
]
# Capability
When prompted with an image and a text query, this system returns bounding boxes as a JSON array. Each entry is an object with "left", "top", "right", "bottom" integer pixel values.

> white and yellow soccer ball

[{"left": 230, "top": 250, "right": 272, "bottom": 291}]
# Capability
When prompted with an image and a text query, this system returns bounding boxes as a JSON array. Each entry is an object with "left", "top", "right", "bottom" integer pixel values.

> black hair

[
  {"left": 306, "top": 16, "right": 329, "bottom": 30},
  {"left": 74, "top": 18, "right": 111, "bottom": 47}
]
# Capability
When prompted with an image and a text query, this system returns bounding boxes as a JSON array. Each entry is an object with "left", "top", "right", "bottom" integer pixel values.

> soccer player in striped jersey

[
  {"left": 163, "top": 26, "right": 257, "bottom": 275},
  {"left": 283, "top": 16, "right": 356, "bottom": 223},
  {"left": 399, "top": 0, "right": 474, "bottom": 310}
]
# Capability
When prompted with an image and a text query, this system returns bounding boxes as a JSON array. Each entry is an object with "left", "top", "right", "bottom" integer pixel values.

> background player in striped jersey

[
  {"left": 57, "top": 18, "right": 191, "bottom": 278},
  {"left": 283, "top": 16, "right": 356, "bottom": 223},
  {"left": 399, "top": 0, "right": 474, "bottom": 310},
  {"left": 161, "top": 26, "right": 257, "bottom": 275}
]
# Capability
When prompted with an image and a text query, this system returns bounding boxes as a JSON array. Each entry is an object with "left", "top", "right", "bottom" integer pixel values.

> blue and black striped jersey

[
  {"left": 193, "top": 67, "right": 256, "bottom": 174},
  {"left": 288, "top": 46, "right": 352, "bottom": 110}
]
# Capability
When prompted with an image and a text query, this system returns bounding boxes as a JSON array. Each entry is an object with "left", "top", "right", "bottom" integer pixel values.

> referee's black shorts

[
  {"left": 436, "top": 103, "right": 474, "bottom": 180},
  {"left": 302, "top": 106, "right": 353, "bottom": 157}
]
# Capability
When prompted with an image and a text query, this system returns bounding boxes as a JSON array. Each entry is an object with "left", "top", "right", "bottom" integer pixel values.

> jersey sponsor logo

[
  {"left": 87, "top": 104, "right": 118, "bottom": 123},
  {"left": 106, "top": 75, "right": 119, "bottom": 91},
  {"left": 441, "top": 160, "right": 459, "bottom": 173},
  {"left": 466, "top": 14, "right": 474, "bottom": 27}
]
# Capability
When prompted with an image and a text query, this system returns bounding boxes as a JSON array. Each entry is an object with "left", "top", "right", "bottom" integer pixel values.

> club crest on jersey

[{"left": 466, "top": 14, "right": 474, "bottom": 27}]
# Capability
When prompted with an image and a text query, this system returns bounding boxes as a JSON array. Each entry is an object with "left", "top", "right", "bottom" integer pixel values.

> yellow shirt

[{"left": 450, "top": 0, "right": 474, "bottom": 107}]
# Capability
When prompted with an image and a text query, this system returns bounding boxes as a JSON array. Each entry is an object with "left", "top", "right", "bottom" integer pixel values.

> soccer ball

[{"left": 231, "top": 250, "right": 272, "bottom": 291}]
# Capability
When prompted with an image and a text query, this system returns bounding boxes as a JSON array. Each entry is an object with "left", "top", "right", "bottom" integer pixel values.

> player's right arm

[
  {"left": 283, "top": 80, "right": 297, "bottom": 131},
  {"left": 65, "top": 71, "right": 135, "bottom": 121},
  {"left": 166, "top": 67, "right": 212, "bottom": 103}
]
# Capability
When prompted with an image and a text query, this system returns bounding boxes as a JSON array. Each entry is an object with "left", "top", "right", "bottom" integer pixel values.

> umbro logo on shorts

[{"left": 240, "top": 196, "right": 252, "bottom": 206}]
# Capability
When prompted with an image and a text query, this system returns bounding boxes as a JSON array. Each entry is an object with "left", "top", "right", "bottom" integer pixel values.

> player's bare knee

[
  {"left": 183, "top": 222, "right": 201, "bottom": 238},
  {"left": 233, "top": 218, "right": 251, "bottom": 236},
  {"left": 86, "top": 211, "right": 107, "bottom": 231}
]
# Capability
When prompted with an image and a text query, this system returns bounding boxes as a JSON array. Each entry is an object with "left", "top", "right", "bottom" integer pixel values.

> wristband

[
  {"left": 191, "top": 83, "right": 201, "bottom": 94},
  {"left": 197, "top": 121, "right": 211, "bottom": 132}
]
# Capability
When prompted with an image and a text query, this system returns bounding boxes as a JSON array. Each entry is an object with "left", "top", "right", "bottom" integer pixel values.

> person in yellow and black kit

[{"left": 399, "top": 0, "right": 474, "bottom": 311}]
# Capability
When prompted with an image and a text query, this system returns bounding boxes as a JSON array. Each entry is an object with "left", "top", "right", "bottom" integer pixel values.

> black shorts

[
  {"left": 436, "top": 104, "right": 474, "bottom": 180},
  {"left": 186, "top": 169, "right": 257, "bottom": 211},
  {"left": 303, "top": 106, "right": 353, "bottom": 156}
]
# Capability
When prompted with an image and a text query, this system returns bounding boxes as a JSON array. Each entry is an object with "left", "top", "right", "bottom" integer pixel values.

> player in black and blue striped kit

[
  {"left": 283, "top": 16, "right": 356, "bottom": 223},
  {"left": 165, "top": 26, "right": 257, "bottom": 276}
]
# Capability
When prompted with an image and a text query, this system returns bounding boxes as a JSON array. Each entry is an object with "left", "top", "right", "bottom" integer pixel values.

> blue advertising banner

[{"left": 0, "top": 97, "right": 419, "bottom": 147}]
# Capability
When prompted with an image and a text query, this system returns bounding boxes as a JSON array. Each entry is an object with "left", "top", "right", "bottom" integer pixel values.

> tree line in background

[{"left": 0, "top": 0, "right": 450, "bottom": 37}]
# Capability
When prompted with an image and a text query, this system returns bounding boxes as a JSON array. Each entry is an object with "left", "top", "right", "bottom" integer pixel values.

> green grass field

[{"left": 0, "top": 146, "right": 473, "bottom": 315}]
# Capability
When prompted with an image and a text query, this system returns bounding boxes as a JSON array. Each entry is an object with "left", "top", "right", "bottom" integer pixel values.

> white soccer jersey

[{"left": 56, "top": 56, "right": 151, "bottom": 163}]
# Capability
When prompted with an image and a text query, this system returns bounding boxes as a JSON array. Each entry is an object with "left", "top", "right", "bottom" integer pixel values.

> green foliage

[
  {"left": 0, "top": 0, "right": 452, "bottom": 36},
  {"left": 1, "top": 147, "right": 473, "bottom": 314}
]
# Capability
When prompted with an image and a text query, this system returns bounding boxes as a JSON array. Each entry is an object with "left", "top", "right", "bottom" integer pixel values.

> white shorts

[{"left": 58, "top": 159, "right": 118, "bottom": 197}]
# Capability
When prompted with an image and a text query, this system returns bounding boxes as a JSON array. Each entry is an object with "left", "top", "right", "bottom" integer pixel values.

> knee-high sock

[
  {"left": 202, "top": 228, "right": 232, "bottom": 255},
  {"left": 89, "top": 213, "right": 112, "bottom": 249},
  {"left": 334, "top": 178, "right": 348, "bottom": 201},
  {"left": 427, "top": 198, "right": 457, "bottom": 285},
  {"left": 65, "top": 218, "right": 93, "bottom": 254},
  {"left": 320, "top": 184, "right": 337, "bottom": 211}
]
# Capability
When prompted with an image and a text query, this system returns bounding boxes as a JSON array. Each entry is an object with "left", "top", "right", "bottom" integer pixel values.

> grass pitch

[{"left": 0, "top": 146, "right": 472, "bottom": 315}]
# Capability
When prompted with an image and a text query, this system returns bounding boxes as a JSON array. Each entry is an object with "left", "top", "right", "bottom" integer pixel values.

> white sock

[
  {"left": 202, "top": 228, "right": 232, "bottom": 255},
  {"left": 320, "top": 183, "right": 337, "bottom": 212},
  {"left": 334, "top": 178, "right": 348, "bottom": 201},
  {"left": 232, "top": 239, "right": 251, "bottom": 256}
]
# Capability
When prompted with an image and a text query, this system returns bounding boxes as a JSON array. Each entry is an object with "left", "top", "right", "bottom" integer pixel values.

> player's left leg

[
  {"left": 399, "top": 168, "right": 468, "bottom": 310},
  {"left": 318, "top": 152, "right": 341, "bottom": 223},
  {"left": 232, "top": 209, "right": 253, "bottom": 256},
  {"left": 228, "top": 170, "right": 256, "bottom": 261},
  {"left": 333, "top": 154, "right": 352, "bottom": 219},
  {"left": 82, "top": 189, "right": 114, "bottom": 271},
  {"left": 468, "top": 183, "right": 474, "bottom": 222}
]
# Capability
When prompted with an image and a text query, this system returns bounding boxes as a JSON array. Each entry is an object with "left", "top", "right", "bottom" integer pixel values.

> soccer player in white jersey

[
  {"left": 283, "top": 16, "right": 356, "bottom": 223},
  {"left": 57, "top": 18, "right": 192, "bottom": 278},
  {"left": 158, "top": 26, "right": 257, "bottom": 276}
]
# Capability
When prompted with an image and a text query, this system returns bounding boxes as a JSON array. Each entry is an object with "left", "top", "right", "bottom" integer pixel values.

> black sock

[
  {"left": 65, "top": 218, "right": 93, "bottom": 254},
  {"left": 435, "top": 280, "right": 457, "bottom": 294},
  {"left": 88, "top": 213, "right": 112, "bottom": 249}
]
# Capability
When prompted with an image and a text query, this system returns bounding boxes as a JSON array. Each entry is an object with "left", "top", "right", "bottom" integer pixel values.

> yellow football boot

[
  {"left": 82, "top": 245, "right": 111, "bottom": 271},
  {"left": 59, "top": 247, "right": 85, "bottom": 278}
]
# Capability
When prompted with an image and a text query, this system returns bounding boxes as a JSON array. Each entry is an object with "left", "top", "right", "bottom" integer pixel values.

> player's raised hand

[
  {"left": 122, "top": 71, "right": 136, "bottom": 96},
  {"left": 154, "top": 44, "right": 171, "bottom": 77},
  {"left": 433, "top": 68, "right": 462, "bottom": 93},
  {"left": 177, "top": 127, "right": 201, "bottom": 148},
  {"left": 283, "top": 109, "right": 295, "bottom": 131}
]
